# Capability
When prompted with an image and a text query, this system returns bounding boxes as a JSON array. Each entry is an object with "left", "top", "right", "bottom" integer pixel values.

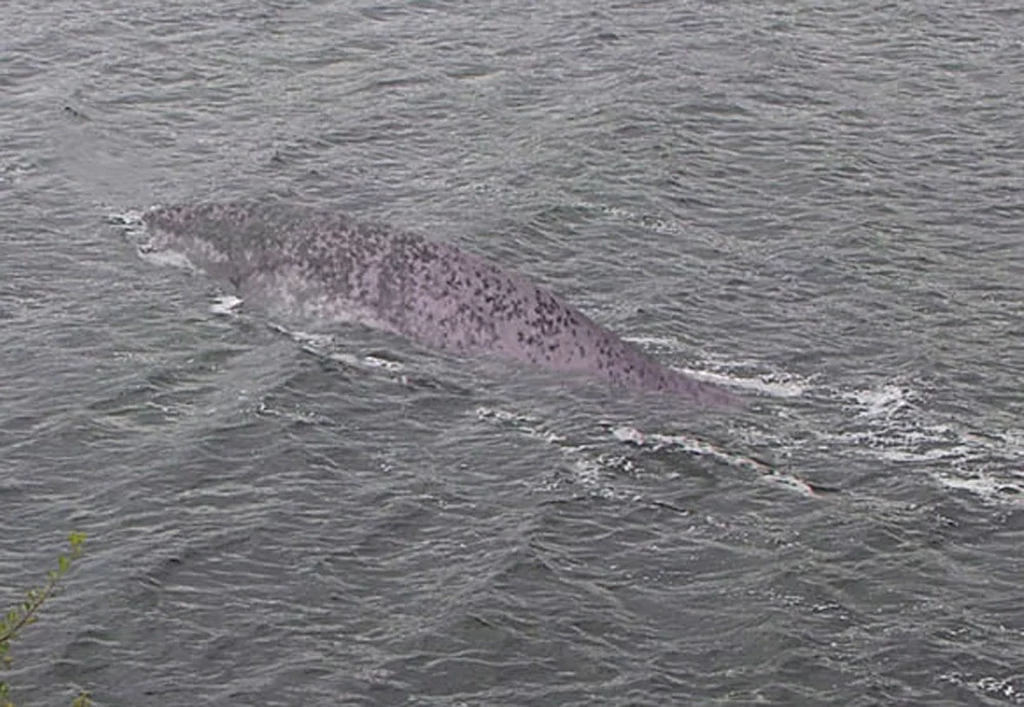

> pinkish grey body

[{"left": 142, "top": 202, "right": 738, "bottom": 407}]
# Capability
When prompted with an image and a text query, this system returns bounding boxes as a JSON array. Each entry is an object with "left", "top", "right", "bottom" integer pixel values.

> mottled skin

[{"left": 142, "top": 202, "right": 738, "bottom": 407}]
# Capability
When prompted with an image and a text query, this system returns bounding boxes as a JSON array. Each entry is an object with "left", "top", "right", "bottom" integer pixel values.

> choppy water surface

[{"left": 2, "top": 1, "right": 1022, "bottom": 705}]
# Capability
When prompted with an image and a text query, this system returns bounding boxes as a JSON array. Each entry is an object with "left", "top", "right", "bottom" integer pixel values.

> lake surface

[{"left": 2, "top": 1, "right": 1022, "bottom": 705}]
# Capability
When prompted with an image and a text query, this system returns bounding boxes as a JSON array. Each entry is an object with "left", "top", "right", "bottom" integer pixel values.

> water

[{"left": 2, "top": 1, "right": 1022, "bottom": 705}]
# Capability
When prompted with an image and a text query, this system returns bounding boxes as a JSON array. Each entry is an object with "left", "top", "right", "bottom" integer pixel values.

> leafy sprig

[{"left": 0, "top": 533, "right": 91, "bottom": 707}]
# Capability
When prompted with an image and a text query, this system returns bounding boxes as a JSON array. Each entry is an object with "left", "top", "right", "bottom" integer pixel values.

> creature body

[{"left": 142, "top": 202, "right": 737, "bottom": 407}]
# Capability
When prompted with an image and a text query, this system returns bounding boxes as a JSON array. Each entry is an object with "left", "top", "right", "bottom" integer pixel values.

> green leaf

[
  {"left": 68, "top": 533, "right": 87, "bottom": 561},
  {"left": 1, "top": 531, "right": 91, "bottom": 705}
]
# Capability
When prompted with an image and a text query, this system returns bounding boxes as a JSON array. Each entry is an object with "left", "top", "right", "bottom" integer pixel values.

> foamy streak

[{"left": 142, "top": 202, "right": 738, "bottom": 407}]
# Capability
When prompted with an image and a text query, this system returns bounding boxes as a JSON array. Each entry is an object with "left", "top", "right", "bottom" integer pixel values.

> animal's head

[{"left": 140, "top": 203, "right": 260, "bottom": 288}]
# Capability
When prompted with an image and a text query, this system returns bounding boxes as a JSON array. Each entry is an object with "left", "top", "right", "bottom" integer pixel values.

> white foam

[
  {"left": 210, "top": 295, "right": 243, "bottom": 316},
  {"left": 939, "top": 671, "right": 1024, "bottom": 703},
  {"left": 472, "top": 402, "right": 819, "bottom": 498},
  {"left": 262, "top": 324, "right": 410, "bottom": 376},
  {"left": 932, "top": 472, "right": 1024, "bottom": 502},
  {"left": 136, "top": 247, "right": 194, "bottom": 270},
  {"left": 843, "top": 382, "right": 918, "bottom": 418},
  {"left": 622, "top": 340, "right": 816, "bottom": 399},
  {"left": 680, "top": 365, "right": 812, "bottom": 399},
  {"left": 362, "top": 355, "right": 404, "bottom": 371},
  {"left": 624, "top": 335, "right": 686, "bottom": 352},
  {"left": 475, "top": 406, "right": 562, "bottom": 443},
  {"left": 571, "top": 201, "right": 690, "bottom": 238},
  {"left": 610, "top": 425, "right": 816, "bottom": 496},
  {"left": 108, "top": 209, "right": 145, "bottom": 228}
]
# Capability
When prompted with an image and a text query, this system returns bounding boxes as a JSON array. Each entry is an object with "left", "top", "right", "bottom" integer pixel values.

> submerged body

[{"left": 142, "top": 202, "right": 738, "bottom": 407}]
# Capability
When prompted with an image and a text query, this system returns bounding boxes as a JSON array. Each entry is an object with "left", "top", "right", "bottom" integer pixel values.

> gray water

[{"left": 2, "top": 1, "right": 1022, "bottom": 705}]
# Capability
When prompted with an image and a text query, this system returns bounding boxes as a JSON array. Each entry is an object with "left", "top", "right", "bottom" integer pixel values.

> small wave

[
  {"left": 108, "top": 209, "right": 146, "bottom": 229},
  {"left": 568, "top": 200, "right": 692, "bottom": 239},
  {"left": 842, "top": 382, "right": 920, "bottom": 419},
  {"left": 749, "top": 372, "right": 1024, "bottom": 505},
  {"left": 475, "top": 404, "right": 643, "bottom": 499},
  {"left": 608, "top": 424, "right": 819, "bottom": 496},
  {"left": 683, "top": 365, "right": 812, "bottom": 399},
  {"left": 624, "top": 338, "right": 816, "bottom": 400},
  {"left": 473, "top": 405, "right": 821, "bottom": 498},
  {"left": 625, "top": 351, "right": 1024, "bottom": 505},
  {"left": 210, "top": 295, "right": 243, "bottom": 316},
  {"left": 939, "top": 672, "right": 1024, "bottom": 705},
  {"left": 137, "top": 249, "right": 193, "bottom": 270},
  {"left": 932, "top": 472, "right": 1023, "bottom": 503},
  {"left": 831, "top": 380, "right": 1023, "bottom": 503},
  {"left": 269, "top": 324, "right": 409, "bottom": 375}
]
